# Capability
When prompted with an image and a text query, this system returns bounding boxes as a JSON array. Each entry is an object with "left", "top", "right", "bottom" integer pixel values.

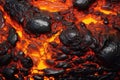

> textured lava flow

[{"left": 0, "top": 0, "right": 120, "bottom": 80}]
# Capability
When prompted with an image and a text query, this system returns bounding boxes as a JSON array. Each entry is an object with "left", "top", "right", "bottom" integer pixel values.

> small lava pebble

[
  {"left": 56, "top": 54, "right": 68, "bottom": 61},
  {"left": 2, "top": 67, "right": 16, "bottom": 79},
  {"left": 21, "top": 56, "right": 33, "bottom": 69},
  {"left": 0, "top": 11, "right": 4, "bottom": 28},
  {"left": 0, "top": 54, "right": 11, "bottom": 66},
  {"left": 55, "top": 62, "right": 72, "bottom": 68},
  {"left": 33, "top": 74, "right": 44, "bottom": 80},
  {"left": 44, "top": 68, "right": 64, "bottom": 76},
  {"left": 0, "top": 42, "right": 8, "bottom": 55},
  {"left": 60, "top": 46, "right": 70, "bottom": 54},
  {"left": 103, "top": 17, "right": 109, "bottom": 25},
  {"left": 7, "top": 28, "right": 18, "bottom": 46},
  {"left": 20, "top": 68, "right": 29, "bottom": 76}
]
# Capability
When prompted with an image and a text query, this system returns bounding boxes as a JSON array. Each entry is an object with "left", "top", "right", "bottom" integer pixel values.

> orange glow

[
  {"left": 82, "top": 16, "right": 97, "bottom": 24},
  {"left": 31, "top": 0, "right": 72, "bottom": 12},
  {"left": 93, "top": 0, "right": 116, "bottom": 15}
]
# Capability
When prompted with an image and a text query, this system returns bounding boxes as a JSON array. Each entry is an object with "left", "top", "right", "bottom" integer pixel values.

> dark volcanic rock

[
  {"left": 26, "top": 17, "right": 51, "bottom": 34},
  {"left": 97, "top": 40, "right": 120, "bottom": 69},
  {"left": 106, "top": 0, "right": 120, "bottom": 3},
  {"left": 2, "top": 67, "right": 17, "bottom": 79},
  {"left": 7, "top": 28, "right": 18, "bottom": 46},
  {"left": 60, "top": 46, "right": 70, "bottom": 54},
  {"left": 0, "top": 11, "right": 4, "bottom": 28},
  {"left": 71, "top": 51, "right": 84, "bottom": 56},
  {"left": 59, "top": 27, "right": 81, "bottom": 46},
  {"left": 0, "top": 42, "right": 9, "bottom": 55},
  {"left": 20, "top": 68, "right": 29, "bottom": 76},
  {"left": 73, "top": 0, "right": 96, "bottom": 10},
  {"left": 0, "top": 54, "right": 11, "bottom": 66},
  {"left": 55, "top": 62, "right": 72, "bottom": 68},
  {"left": 17, "top": 74, "right": 24, "bottom": 80},
  {"left": 56, "top": 54, "right": 68, "bottom": 61},
  {"left": 103, "top": 17, "right": 109, "bottom": 25},
  {"left": 46, "top": 59, "right": 55, "bottom": 65},
  {"left": 21, "top": 56, "right": 33, "bottom": 69},
  {"left": 44, "top": 68, "right": 64, "bottom": 76},
  {"left": 33, "top": 74, "right": 44, "bottom": 80},
  {"left": 60, "top": 25, "right": 94, "bottom": 51}
]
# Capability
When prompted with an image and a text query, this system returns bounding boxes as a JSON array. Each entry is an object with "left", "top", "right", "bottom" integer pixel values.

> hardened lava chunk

[
  {"left": 26, "top": 17, "right": 51, "bottom": 34},
  {"left": 106, "top": 0, "right": 120, "bottom": 3},
  {"left": 73, "top": 0, "right": 96, "bottom": 10},
  {"left": 97, "top": 40, "right": 120, "bottom": 69},
  {"left": 59, "top": 27, "right": 81, "bottom": 46},
  {"left": 20, "top": 56, "right": 33, "bottom": 69}
]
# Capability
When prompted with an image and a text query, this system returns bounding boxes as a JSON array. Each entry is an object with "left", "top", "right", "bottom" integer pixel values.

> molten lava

[{"left": 0, "top": 0, "right": 120, "bottom": 80}]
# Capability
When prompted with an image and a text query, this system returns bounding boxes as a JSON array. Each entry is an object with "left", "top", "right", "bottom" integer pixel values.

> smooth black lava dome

[
  {"left": 97, "top": 40, "right": 120, "bottom": 69},
  {"left": 26, "top": 17, "right": 51, "bottom": 34},
  {"left": 73, "top": 0, "right": 95, "bottom": 10}
]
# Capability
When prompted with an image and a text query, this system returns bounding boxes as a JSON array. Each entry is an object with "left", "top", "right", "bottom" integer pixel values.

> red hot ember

[{"left": 0, "top": 0, "right": 120, "bottom": 80}]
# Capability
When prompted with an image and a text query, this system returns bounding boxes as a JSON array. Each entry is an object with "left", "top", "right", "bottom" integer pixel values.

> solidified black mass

[
  {"left": 26, "top": 17, "right": 51, "bottom": 34},
  {"left": 20, "top": 56, "right": 33, "bottom": 69},
  {"left": 7, "top": 28, "right": 18, "bottom": 46},
  {"left": 4, "top": 0, "right": 51, "bottom": 34},
  {"left": 97, "top": 40, "right": 120, "bottom": 69},
  {"left": 59, "top": 27, "right": 81, "bottom": 46},
  {"left": 0, "top": 11, "right": 4, "bottom": 28},
  {"left": 59, "top": 24, "right": 94, "bottom": 51},
  {"left": 73, "top": 0, "right": 96, "bottom": 10}
]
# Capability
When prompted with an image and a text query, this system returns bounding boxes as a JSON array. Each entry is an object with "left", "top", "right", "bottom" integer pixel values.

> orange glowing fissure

[
  {"left": 0, "top": 0, "right": 117, "bottom": 79},
  {"left": 31, "top": 0, "right": 73, "bottom": 12}
]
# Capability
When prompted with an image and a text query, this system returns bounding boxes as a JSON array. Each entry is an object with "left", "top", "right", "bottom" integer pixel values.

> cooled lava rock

[
  {"left": 60, "top": 25, "right": 94, "bottom": 51},
  {"left": 33, "top": 74, "right": 44, "bottom": 80},
  {"left": 106, "top": 0, "right": 120, "bottom": 3},
  {"left": 2, "top": 67, "right": 17, "bottom": 79},
  {"left": 0, "top": 42, "right": 9, "bottom": 55},
  {"left": 55, "top": 62, "right": 72, "bottom": 68},
  {"left": 97, "top": 40, "right": 120, "bottom": 69},
  {"left": 26, "top": 17, "right": 51, "bottom": 34},
  {"left": 0, "top": 11, "right": 4, "bottom": 28},
  {"left": 59, "top": 27, "right": 82, "bottom": 47},
  {"left": 0, "top": 54, "right": 11, "bottom": 66},
  {"left": 43, "top": 68, "right": 64, "bottom": 76},
  {"left": 20, "top": 56, "right": 33, "bottom": 69},
  {"left": 7, "top": 28, "right": 18, "bottom": 46},
  {"left": 73, "top": 0, "right": 96, "bottom": 10}
]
